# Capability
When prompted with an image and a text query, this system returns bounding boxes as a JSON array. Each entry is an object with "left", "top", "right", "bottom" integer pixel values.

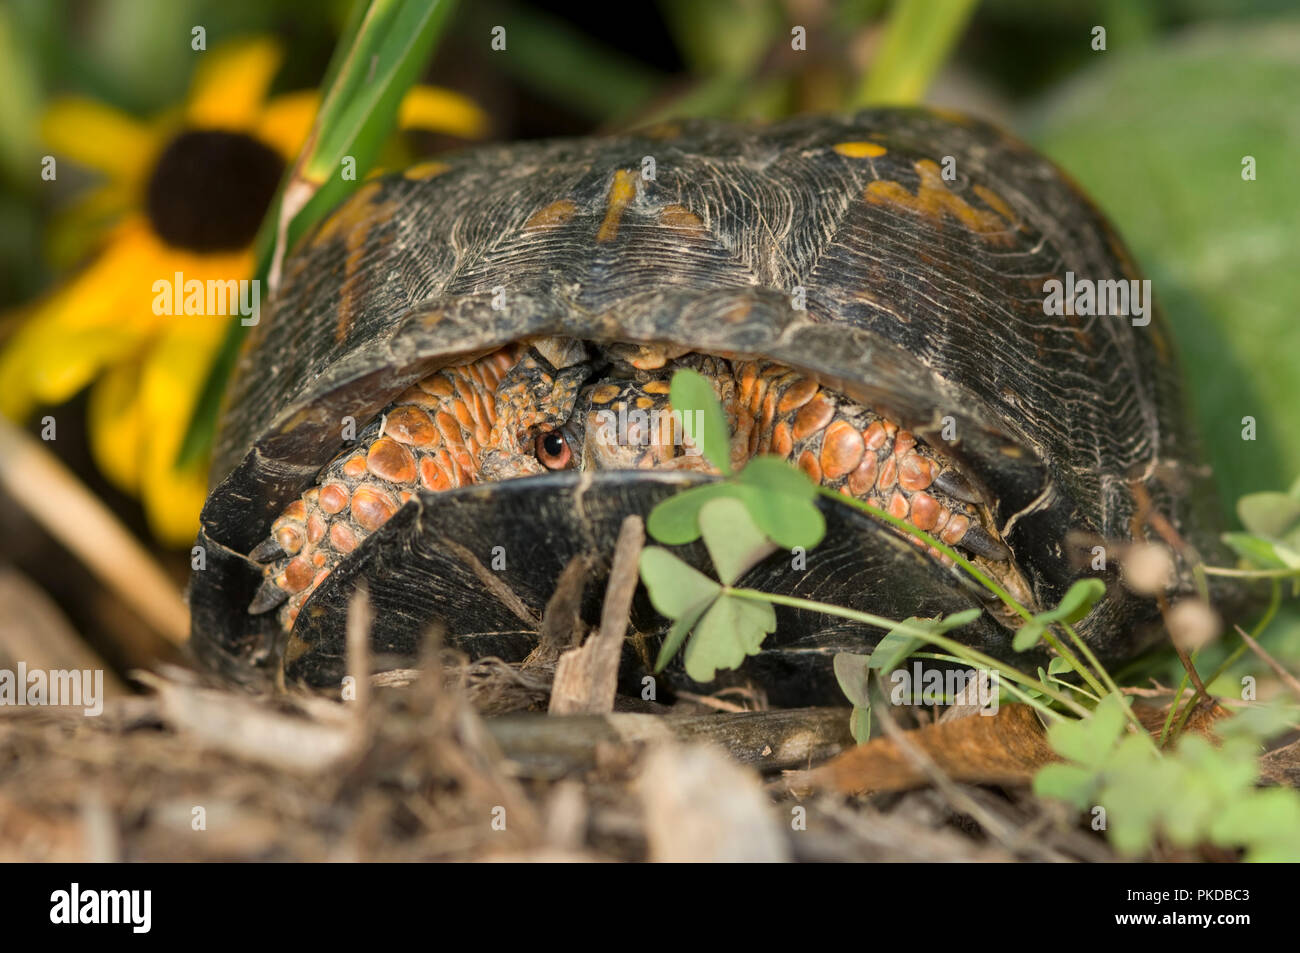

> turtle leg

[
  {"left": 246, "top": 347, "right": 521, "bottom": 628},
  {"left": 729, "top": 360, "right": 1010, "bottom": 563}
]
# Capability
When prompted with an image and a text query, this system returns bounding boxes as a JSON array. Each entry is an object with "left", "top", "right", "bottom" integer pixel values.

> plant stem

[
  {"left": 728, "top": 587, "right": 1090, "bottom": 717},
  {"left": 1202, "top": 566, "right": 1300, "bottom": 579},
  {"left": 815, "top": 486, "right": 1035, "bottom": 622}
]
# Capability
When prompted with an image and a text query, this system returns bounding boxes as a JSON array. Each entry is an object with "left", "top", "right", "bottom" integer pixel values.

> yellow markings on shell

[
  {"left": 596, "top": 169, "right": 637, "bottom": 243},
  {"left": 403, "top": 161, "right": 451, "bottom": 180},
  {"left": 864, "top": 159, "right": 1011, "bottom": 244},
  {"left": 658, "top": 204, "right": 708, "bottom": 238},
  {"left": 315, "top": 181, "right": 385, "bottom": 242},
  {"left": 972, "top": 184, "right": 1016, "bottom": 224},
  {"left": 524, "top": 199, "right": 578, "bottom": 231},
  {"left": 311, "top": 181, "right": 396, "bottom": 342},
  {"left": 833, "top": 141, "right": 887, "bottom": 158}
]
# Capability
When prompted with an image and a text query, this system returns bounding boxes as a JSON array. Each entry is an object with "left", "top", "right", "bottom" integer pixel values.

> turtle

[{"left": 189, "top": 107, "right": 1229, "bottom": 704}]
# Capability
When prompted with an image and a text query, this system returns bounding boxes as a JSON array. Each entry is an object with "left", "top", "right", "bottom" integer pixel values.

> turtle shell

[{"left": 190, "top": 107, "right": 1226, "bottom": 697}]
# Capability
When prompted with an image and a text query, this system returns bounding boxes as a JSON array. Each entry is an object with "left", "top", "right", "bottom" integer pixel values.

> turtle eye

[{"left": 535, "top": 430, "right": 572, "bottom": 469}]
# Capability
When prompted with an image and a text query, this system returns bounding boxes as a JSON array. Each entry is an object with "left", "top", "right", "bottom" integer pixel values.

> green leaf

[
  {"left": 698, "top": 497, "right": 777, "bottom": 585},
  {"left": 654, "top": 599, "right": 712, "bottom": 673},
  {"left": 1054, "top": 578, "right": 1107, "bottom": 624},
  {"left": 867, "top": 621, "right": 926, "bottom": 673},
  {"left": 638, "top": 547, "right": 720, "bottom": 619},
  {"left": 1032, "top": 763, "right": 1099, "bottom": 810},
  {"left": 1212, "top": 789, "right": 1300, "bottom": 860},
  {"left": 736, "top": 484, "right": 826, "bottom": 551},
  {"left": 738, "top": 455, "right": 817, "bottom": 501},
  {"left": 1013, "top": 578, "right": 1106, "bottom": 650},
  {"left": 1045, "top": 692, "right": 1130, "bottom": 768},
  {"left": 682, "top": 593, "right": 776, "bottom": 682},
  {"left": 849, "top": 706, "right": 873, "bottom": 745},
  {"left": 1238, "top": 491, "right": 1300, "bottom": 539},
  {"left": 937, "top": 608, "right": 982, "bottom": 631},
  {"left": 1222, "top": 532, "right": 1300, "bottom": 570},
  {"left": 646, "top": 482, "right": 740, "bottom": 544},
  {"left": 1013, "top": 618, "right": 1046, "bottom": 652},
  {"left": 670, "top": 368, "right": 732, "bottom": 476},
  {"left": 833, "top": 653, "right": 872, "bottom": 709},
  {"left": 853, "top": 0, "right": 978, "bottom": 106},
  {"left": 1047, "top": 656, "right": 1074, "bottom": 676},
  {"left": 1026, "top": 22, "right": 1300, "bottom": 505},
  {"left": 1216, "top": 700, "right": 1297, "bottom": 742}
]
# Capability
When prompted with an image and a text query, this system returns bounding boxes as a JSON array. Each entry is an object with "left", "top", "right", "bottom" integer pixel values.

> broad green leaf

[
  {"left": 654, "top": 599, "right": 712, "bottom": 673},
  {"left": 1047, "top": 656, "right": 1073, "bottom": 676},
  {"left": 1012, "top": 618, "right": 1045, "bottom": 652},
  {"left": 645, "top": 482, "right": 739, "bottom": 544},
  {"left": 1222, "top": 531, "right": 1300, "bottom": 570},
  {"left": 682, "top": 593, "right": 776, "bottom": 682},
  {"left": 737, "top": 483, "right": 826, "bottom": 551},
  {"left": 669, "top": 368, "right": 732, "bottom": 476},
  {"left": 1238, "top": 491, "right": 1300, "bottom": 538},
  {"left": 936, "top": 608, "right": 982, "bottom": 631},
  {"left": 833, "top": 653, "right": 872, "bottom": 709},
  {"left": 850, "top": 706, "right": 872, "bottom": 746},
  {"left": 698, "top": 496, "right": 777, "bottom": 585},
  {"left": 1045, "top": 693, "right": 1129, "bottom": 768},
  {"left": 1054, "top": 578, "right": 1107, "bottom": 624},
  {"left": 638, "top": 547, "right": 720, "bottom": 620},
  {"left": 1211, "top": 789, "right": 1300, "bottom": 858},
  {"left": 1032, "top": 763, "right": 1098, "bottom": 810},
  {"left": 1025, "top": 21, "right": 1300, "bottom": 506},
  {"left": 738, "top": 455, "right": 817, "bottom": 501}
]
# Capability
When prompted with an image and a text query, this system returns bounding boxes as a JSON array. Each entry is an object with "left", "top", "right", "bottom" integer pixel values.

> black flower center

[{"left": 145, "top": 129, "right": 284, "bottom": 252}]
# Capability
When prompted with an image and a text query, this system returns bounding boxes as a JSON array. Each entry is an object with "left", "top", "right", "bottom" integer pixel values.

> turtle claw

[
  {"left": 248, "top": 577, "right": 289, "bottom": 614},
  {"left": 249, "top": 536, "right": 284, "bottom": 562},
  {"left": 931, "top": 469, "right": 980, "bottom": 504},
  {"left": 956, "top": 524, "right": 1011, "bottom": 561}
]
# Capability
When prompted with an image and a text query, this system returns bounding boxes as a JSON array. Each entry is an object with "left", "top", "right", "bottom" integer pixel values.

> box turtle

[{"left": 189, "top": 107, "right": 1227, "bottom": 704}]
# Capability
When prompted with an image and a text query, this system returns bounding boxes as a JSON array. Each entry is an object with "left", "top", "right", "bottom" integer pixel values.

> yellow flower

[{"left": 0, "top": 38, "right": 486, "bottom": 545}]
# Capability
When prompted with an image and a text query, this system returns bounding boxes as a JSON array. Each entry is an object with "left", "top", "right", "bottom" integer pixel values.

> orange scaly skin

[
  {"left": 728, "top": 360, "right": 991, "bottom": 563},
  {"left": 249, "top": 347, "right": 521, "bottom": 628},
  {"left": 249, "top": 346, "right": 1007, "bottom": 630}
]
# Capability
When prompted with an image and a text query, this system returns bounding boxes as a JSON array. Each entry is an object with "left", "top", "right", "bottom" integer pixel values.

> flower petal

[
  {"left": 138, "top": 315, "right": 227, "bottom": 544},
  {"left": 41, "top": 97, "right": 157, "bottom": 180},
  {"left": 253, "top": 89, "right": 321, "bottom": 160},
  {"left": 0, "top": 220, "right": 163, "bottom": 412},
  {"left": 398, "top": 85, "right": 488, "bottom": 139},
  {"left": 88, "top": 359, "right": 145, "bottom": 493},
  {"left": 187, "top": 37, "right": 283, "bottom": 131}
]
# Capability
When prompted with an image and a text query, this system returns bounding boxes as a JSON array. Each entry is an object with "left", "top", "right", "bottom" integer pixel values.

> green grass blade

[
  {"left": 853, "top": 0, "right": 978, "bottom": 106},
  {"left": 178, "top": 0, "right": 457, "bottom": 470}
]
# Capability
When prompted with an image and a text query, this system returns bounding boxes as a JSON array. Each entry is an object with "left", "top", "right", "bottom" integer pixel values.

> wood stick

[{"left": 0, "top": 417, "right": 188, "bottom": 646}]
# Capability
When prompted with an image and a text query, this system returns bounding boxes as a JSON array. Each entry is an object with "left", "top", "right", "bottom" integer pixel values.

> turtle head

[{"left": 479, "top": 338, "right": 719, "bottom": 481}]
